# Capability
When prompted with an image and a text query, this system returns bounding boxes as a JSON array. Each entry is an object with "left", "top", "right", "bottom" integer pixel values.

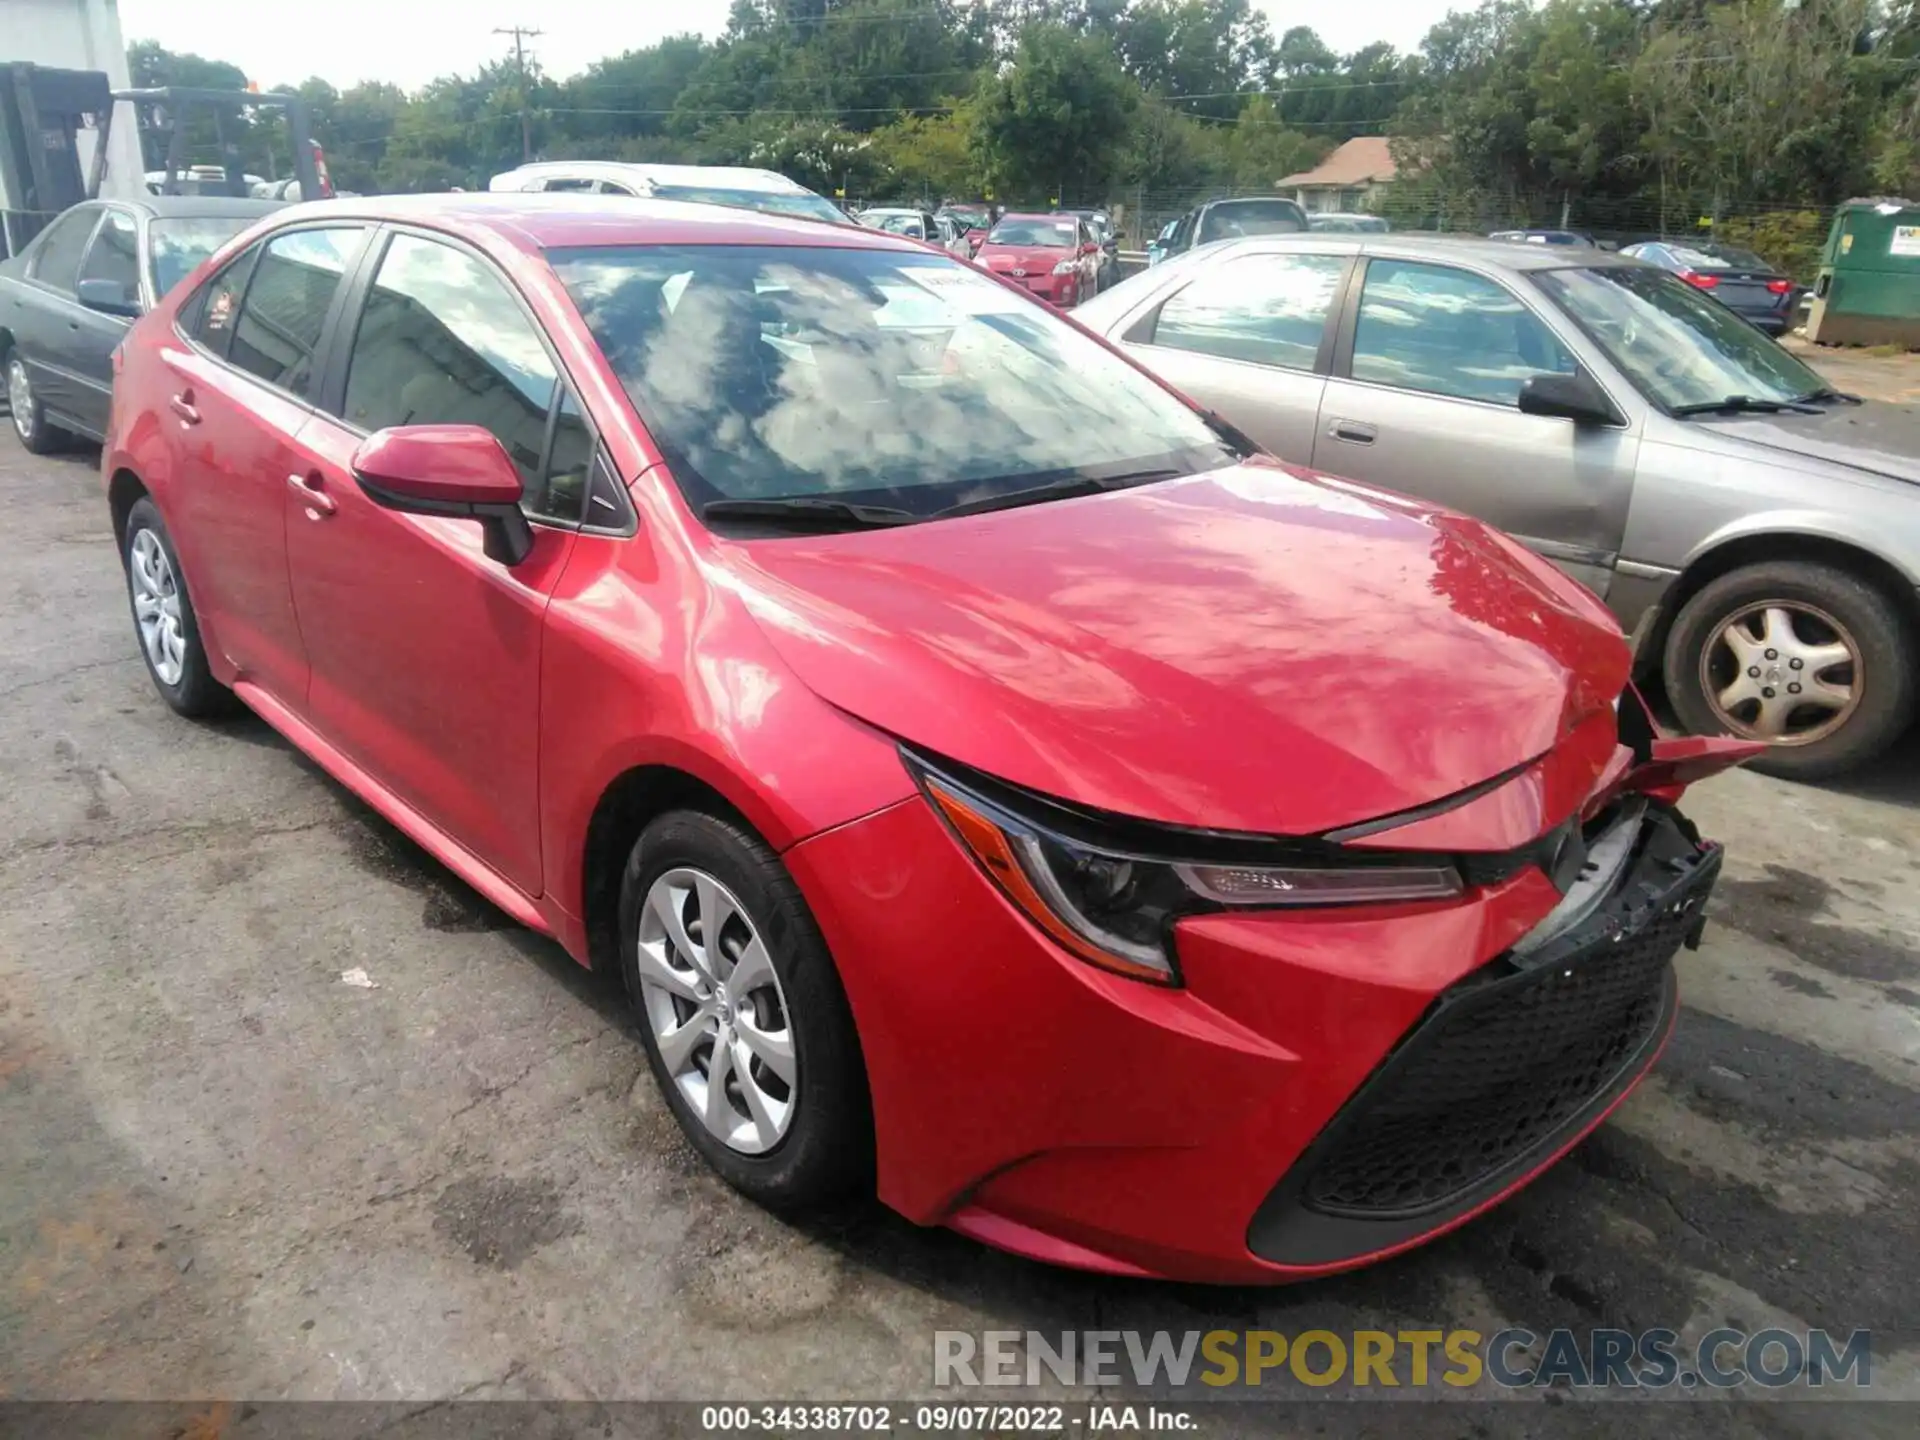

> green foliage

[
  {"left": 120, "top": 0, "right": 1918, "bottom": 227},
  {"left": 971, "top": 22, "right": 1140, "bottom": 197}
]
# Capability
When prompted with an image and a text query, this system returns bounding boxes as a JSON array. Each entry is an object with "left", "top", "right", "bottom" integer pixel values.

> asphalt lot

[{"left": 2, "top": 379, "right": 1918, "bottom": 1434}]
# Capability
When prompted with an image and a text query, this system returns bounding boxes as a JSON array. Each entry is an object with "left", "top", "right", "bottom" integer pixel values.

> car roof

[
  {"left": 1238, "top": 231, "right": 1639, "bottom": 272},
  {"left": 120, "top": 196, "right": 286, "bottom": 220},
  {"left": 490, "top": 161, "right": 813, "bottom": 195},
  {"left": 262, "top": 191, "right": 915, "bottom": 255}
]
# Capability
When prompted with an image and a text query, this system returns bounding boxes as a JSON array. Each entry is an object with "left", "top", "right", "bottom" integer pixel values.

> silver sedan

[{"left": 1074, "top": 235, "right": 1920, "bottom": 780}]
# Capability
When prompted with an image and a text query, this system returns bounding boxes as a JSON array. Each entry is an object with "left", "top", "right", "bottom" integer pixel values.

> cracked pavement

[{"left": 1, "top": 429, "right": 1917, "bottom": 1437}]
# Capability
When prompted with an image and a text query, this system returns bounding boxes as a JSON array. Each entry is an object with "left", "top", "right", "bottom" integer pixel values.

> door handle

[
  {"left": 168, "top": 392, "right": 200, "bottom": 426},
  {"left": 287, "top": 472, "right": 337, "bottom": 519},
  {"left": 1329, "top": 419, "right": 1377, "bottom": 445}
]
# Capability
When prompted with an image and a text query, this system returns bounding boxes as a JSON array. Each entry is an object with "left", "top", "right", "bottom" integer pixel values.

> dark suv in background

[{"left": 1148, "top": 196, "right": 1309, "bottom": 266}]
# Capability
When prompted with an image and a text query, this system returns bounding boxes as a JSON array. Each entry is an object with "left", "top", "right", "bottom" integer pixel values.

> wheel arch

[
  {"left": 578, "top": 764, "right": 754, "bottom": 973},
  {"left": 1637, "top": 528, "right": 1920, "bottom": 682},
  {"left": 108, "top": 467, "right": 151, "bottom": 551}
]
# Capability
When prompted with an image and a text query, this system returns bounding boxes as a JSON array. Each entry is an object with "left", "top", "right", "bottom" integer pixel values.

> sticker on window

[
  {"left": 207, "top": 288, "right": 235, "bottom": 330},
  {"left": 897, "top": 265, "right": 1028, "bottom": 314}
]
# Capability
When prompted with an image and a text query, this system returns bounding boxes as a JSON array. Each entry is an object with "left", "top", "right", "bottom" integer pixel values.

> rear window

[{"left": 1196, "top": 201, "right": 1307, "bottom": 245}]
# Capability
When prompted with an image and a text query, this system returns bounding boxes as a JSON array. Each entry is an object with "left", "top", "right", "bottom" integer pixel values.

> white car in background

[
  {"left": 854, "top": 206, "right": 972, "bottom": 257},
  {"left": 488, "top": 161, "right": 849, "bottom": 225}
]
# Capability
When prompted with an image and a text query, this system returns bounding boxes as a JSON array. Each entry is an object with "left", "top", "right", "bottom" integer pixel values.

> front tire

[
  {"left": 1663, "top": 560, "right": 1913, "bottom": 780},
  {"left": 123, "top": 497, "right": 236, "bottom": 718},
  {"left": 6, "top": 351, "right": 65, "bottom": 455},
  {"left": 618, "top": 808, "right": 872, "bottom": 1213}
]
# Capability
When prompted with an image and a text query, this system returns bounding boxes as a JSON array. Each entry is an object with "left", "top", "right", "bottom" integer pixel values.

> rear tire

[
  {"left": 1663, "top": 560, "right": 1913, "bottom": 781},
  {"left": 6, "top": 350, "right": 66, "bottom": 455},
  {"left": 123, "top": 497, "right": 237, "bottom": 719},
  {"left": 618, "top": 808, "right": 873, "bottom": 1213}
]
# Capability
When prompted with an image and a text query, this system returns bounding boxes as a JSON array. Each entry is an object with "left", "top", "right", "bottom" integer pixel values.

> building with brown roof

[{"left": 1278, "top": 137, "right": 1398, "bottom": 215}]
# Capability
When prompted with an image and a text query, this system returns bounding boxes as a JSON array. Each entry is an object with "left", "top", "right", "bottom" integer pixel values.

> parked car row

[
  {"left": 1075, "top": 234, "right": 1919, "bottom": 778},
  {"left": 3, "top": 188, "right": 1760, "bottom": 1285}
]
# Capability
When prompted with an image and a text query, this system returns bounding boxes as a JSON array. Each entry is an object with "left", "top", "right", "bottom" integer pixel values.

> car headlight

[
  {"left": 906, "top": 754, "right": 1462, "bottom": 985},
  {"left": 1051, "top": 259, "right": 1078, "bottom": 275}
]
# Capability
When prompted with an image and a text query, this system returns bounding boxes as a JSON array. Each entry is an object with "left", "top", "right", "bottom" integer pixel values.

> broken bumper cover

[{"left": 1247, "top": 803, "right": 1720, "bottom": 1267}]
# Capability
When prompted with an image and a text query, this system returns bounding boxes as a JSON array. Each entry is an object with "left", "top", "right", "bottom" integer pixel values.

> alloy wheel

[
  {"left": 7, "top": 358, "right": 32, "bottom": 442},
  {"left": 1701, "top": 600, "right": 1861, "bottom": 746},
  {"left": 129, "top": 529, "right": 187, "bottom": 687},
  {"left": 635, "top": 866, "right": 796, "bottom": 1155}
]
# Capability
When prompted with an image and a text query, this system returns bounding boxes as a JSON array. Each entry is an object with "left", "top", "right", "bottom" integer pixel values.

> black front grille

[
  {"left": 1303, "top": 927, "right": 1674, "bottom": 1215},
  {"left": 1247, "top": 806, "right": 1719, "bottom": 1266}
]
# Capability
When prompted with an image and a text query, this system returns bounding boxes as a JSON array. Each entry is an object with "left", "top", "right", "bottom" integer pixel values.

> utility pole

[{"left": 494, "top": 25, "right": 542, "bottom": 163}]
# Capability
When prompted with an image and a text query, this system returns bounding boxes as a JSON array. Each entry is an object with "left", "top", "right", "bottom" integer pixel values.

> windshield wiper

[
  {"left": 701, "top": 496, "right": 918, "bottom": 529},
  {"left": 932, "top": 468, "right": 1186, "bottom": 520},
  {"left": 1669, "top": 394, "right": 1826, "bottom": 418},
  {"left": 1792, "top": 385, "right": 1863, "bottom": 406}
]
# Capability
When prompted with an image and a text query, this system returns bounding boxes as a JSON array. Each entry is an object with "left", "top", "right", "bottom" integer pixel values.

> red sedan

[
  {"left": 971, "top": 211, "right": 1101, "bottom": 306},
  {"left": 102, "top": 194, "right": 1752, "bottom": 1283}
]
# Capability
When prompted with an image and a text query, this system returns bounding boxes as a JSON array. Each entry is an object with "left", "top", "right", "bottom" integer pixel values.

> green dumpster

[{"left": 1804, "top": 197, "right": 1920, "bottom": 347}]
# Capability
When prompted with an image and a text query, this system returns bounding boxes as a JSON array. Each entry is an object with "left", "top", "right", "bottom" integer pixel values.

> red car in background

[
  {"left": 102, "top": 194, "right": 1752, "bottom": 1283},
  {"left": 971, "top": 211, "right": 1103, "bottom": 306}
]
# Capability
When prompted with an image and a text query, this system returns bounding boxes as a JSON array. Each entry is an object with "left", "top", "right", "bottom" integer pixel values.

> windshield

[
  {"left": 1197, "top": 201, "right": 1306, "bottom": 245},
  {"left": 148, "top": 216, "right": 256, "bottom": 297},
  {"left": 985, "top": 218, "right": 1075, "bottom": 248},
  {"left": 551, "top": 244, "right": 1225, "bottom": 520},
  {"left": 651, "top": 184, "right": 846, "bottom": 226},
  {"left": 1536, "top": 266, "right": 1824, "bottom": 410}
]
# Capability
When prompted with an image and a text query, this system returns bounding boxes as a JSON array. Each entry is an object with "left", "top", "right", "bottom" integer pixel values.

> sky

[{"left": 113, "top": 1, "right": 1467, "bottom": 93}]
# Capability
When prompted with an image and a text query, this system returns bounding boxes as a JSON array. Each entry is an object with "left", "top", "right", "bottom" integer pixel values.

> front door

[
  {"left": 1312, "top": 257, "right": 1639, "bottom": 598},
  {"left": 1117, "top": 249, "right": 1349, "bottom": 464},
  {"left": 65, "top": 207, "right": 142, "bottom": 435},
  {"left": 285, "top": 229, "right": 595, "bottom": 896}
]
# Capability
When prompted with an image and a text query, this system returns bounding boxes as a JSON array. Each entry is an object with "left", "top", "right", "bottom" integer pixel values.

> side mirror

[
  {"left": 75, "top": 277, "right": 140, "bottom": 317},
  {"left": 1081, "top": 240, "right": 1099, "bottom": 256},
  {"left": 350, "top": 424, "right": 534, "bottom": 566},
  {"left": 1517, "top": 371, "right": 1619, "bottom": 427}
]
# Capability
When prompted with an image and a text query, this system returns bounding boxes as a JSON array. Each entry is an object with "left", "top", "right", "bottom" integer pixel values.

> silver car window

[
  {"left": 1351, "top": 259, "right": 1577, "bottom": 406},
  {"left": 1150, "top": 253, "right": 1346, "bottom": 373}
]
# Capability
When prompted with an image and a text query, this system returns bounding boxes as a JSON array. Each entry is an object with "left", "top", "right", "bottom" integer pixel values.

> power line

[{"left": 495, "top": 25, "right": 543, "bottom": 162}]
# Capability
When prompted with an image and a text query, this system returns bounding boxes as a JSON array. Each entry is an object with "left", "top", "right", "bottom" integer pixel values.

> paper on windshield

[{"left": 896, "top": 265, "right": 1029, "bottom": 315}]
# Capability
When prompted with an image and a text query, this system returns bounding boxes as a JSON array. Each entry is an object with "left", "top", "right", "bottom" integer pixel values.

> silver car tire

[
  {"left": 122, "top": 496, "right": 236, "bottom": 719},
  {"left": 617, "top": 809, "right": 873, "bottom": 1213},
  {"left": 6, "top": 351, "right": 64, "bottom": 456},
  {"left": 1664, "top": 559, "right": 1914, "bottom": 781}
]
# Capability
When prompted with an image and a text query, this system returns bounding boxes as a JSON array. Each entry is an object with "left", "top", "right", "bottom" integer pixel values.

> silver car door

[
  {"left": 1313, "top": 256, "right": 1639, "bottom": 598},
  {"left": 1111, "top": 250, "right": 1348, "bottom": 463}
]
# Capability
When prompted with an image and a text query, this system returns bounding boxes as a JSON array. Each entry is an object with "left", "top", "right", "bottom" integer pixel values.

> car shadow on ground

[{"left": 1808, "top": 726, "right": 1920, "bottom": 809}]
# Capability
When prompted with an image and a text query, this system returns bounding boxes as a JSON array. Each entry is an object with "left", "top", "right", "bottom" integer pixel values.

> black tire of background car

[
  {"left": 1664, "top": 559, "right": 1914, "bottom": 782},
  {"left": 618, "top": 808, "right": 874, "bottom": 1212},
  {"left": 5, "top": 350, "right": 67, "bottom": 456},
  {"left": 123, "top": 497, "right": 239, "bottom": 719}
]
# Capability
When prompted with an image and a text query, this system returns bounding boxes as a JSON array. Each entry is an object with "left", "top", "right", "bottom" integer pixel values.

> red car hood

[
  {"left": 977, "top": 245, "right": 1071, "bottom": 273},
  {"left": 719, "top": 460, "right": 1631, "bottom": 837}
]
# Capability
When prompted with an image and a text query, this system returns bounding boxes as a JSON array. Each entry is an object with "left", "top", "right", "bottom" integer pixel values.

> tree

[
  {"left": 972, "top": 22, "right": 1140, "bottom": 199},
  {"left": 1633, "top": 0, "right": 1885, "bottom": 213},
  {"left": 870, "top": 105, "right": 985, "bottom": 200}
]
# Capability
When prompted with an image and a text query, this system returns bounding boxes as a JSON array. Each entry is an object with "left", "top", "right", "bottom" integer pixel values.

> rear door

[
  {"left": 284, "top": 226, "right": 587, "bottom": 895},
  {"left": 160, "top": 224, "right": 371, "bottom": 707},
  {"left": 1312, "top": 256, "right": 1638, "bottom": 597},
  {"left": 1111, "top": 249, "right": 1349, "bottom": 462}
]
